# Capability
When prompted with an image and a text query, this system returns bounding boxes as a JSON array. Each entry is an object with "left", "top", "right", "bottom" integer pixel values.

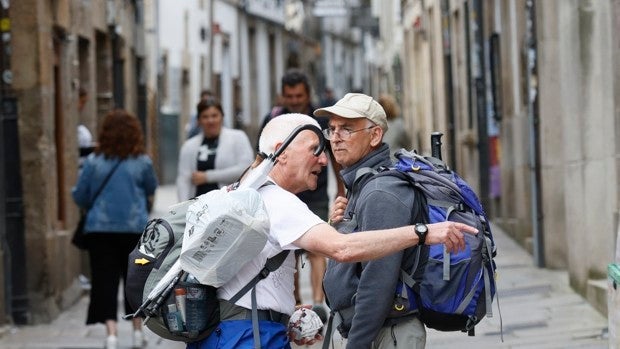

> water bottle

[{"left": 183, "top": 273, "right": 208, "bottom": 336}]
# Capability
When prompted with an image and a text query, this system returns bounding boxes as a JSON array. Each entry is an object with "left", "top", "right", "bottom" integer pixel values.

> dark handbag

[
  {"left": 72, "top": 160, "right": 122, "bottom": 249},
  {"left": 71, "top": 211, "right": 89, "bottom": 249}
]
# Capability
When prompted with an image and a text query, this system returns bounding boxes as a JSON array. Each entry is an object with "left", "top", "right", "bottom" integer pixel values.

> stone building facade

[
  {"left": 0, "top": 0, "right": 372, "bottom": 326},
  {"left": 399, "top": 0, "right": 620, "bottom": 315},
  {"left": 156, "top": 0, "right": 371, "bottom": 183},
  {"left": 0, "top": 0, "right": 156, "bottom": 325}
]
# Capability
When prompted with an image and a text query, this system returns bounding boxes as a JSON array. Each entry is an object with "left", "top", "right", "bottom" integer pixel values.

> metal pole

[
  {"left": 0, "top": 47, "right": 7, "bottom": 326},
  {"left": 431, "top": 132, "right": 444, "bottom": 160},
  {"left": 525, "top": 0, "right": 544, "bottom": 267},
  {"left": 474, "top": 0, "right": 490, "bottom": 212},
  {"left": 1, "top": 1, "right": 29, "bottom": 324},
  {"left": 441, "top": 0, "right": 457, "bottom": 168}
]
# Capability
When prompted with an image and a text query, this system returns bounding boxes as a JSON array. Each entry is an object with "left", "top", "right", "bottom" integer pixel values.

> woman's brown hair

[
  {"left": 95, "top": 109, "right": 146, "bottom": 159},
  {"left": 196, "top": 96, "right": 224, "bottom": 117},
  {"left": 378, "top": 94, "right": 401, "bottom": 121}
]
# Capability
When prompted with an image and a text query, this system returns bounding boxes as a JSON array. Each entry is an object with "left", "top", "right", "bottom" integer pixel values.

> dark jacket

[{"left": 323, "top": 144, "right": 426, "bottom": 348}]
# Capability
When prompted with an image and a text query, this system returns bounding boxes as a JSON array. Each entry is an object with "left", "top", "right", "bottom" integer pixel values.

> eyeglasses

[{"left": 322, "top": 126, "right": 376, "bottom": 140}]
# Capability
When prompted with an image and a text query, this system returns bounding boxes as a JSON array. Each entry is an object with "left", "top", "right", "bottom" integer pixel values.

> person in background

[
  {"left": 257, "top": 69, "right": 345, "bottom": 321},
  {"left": 77, "top": 87, "right": 95, "bottom": 168},
  {"left": 319, "top": 87, "right": 337, "bottom": 108},
  {"left": 318, "top": 93, "right": 425, "bottom": 348},
  {"left": 378, "top": 93, "right": 410, "bottom": 160},
  {"left": 186, "top": 89, "right": 214, "bottom": 139},
  {"left": 186, "top": 113, "right": 477, "bottom": 349},
  {"left": 72, "top": 109, "right": 158, "bottom": 349},
  {"left": 176, "top": 96, "right": 254, "bottom": 201},
  {"left": 269, "top": 93, "right": 285, "bottom": 119}
]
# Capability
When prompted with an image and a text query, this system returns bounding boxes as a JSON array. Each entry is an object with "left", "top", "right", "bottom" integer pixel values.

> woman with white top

[{"left": 176, "top": 97, "right": 254, "bottom": 201}]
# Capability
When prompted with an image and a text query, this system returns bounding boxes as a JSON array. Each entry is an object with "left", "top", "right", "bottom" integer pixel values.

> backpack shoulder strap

[
  {"left": 347, "top": 165, "right": 395, "bottom": 213},
  {"left": 370, "top": 169, "right": 428, "bottom": 221},
  {"left": 365, "top": 169, "right": 430, "bottom": 292},
  {"left": 350, "top": 167, "right": 378, "bottom": 196},
  {"left": 228, "top": 249, "right": 290, "bottom": 304},
  {"left": 350, "top": 167, "right": 429, "bottom": 281},
  {"left": 228, "top": 249, "right": 290, "bottom": 349}
]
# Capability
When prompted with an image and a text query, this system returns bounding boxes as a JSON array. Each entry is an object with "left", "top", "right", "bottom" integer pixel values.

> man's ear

[
  {"left": 274, "top": 142, "right": 286, "bottom": 161},
  {"left": 369, "top": 127, "right": 383, "bottom": 147}
]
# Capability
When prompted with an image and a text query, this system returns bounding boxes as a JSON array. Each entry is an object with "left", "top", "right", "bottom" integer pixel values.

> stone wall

[{"left": 6, "top": 0, "right": 144, "bottom": 324}]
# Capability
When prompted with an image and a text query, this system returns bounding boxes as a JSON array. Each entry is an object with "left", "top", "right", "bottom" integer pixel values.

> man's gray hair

[{"left": 258, "top": 113, "right": 321, "bottom": 155}]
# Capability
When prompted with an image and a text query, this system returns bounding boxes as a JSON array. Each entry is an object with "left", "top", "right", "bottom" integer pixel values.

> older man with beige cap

[{"left": 318, "top": 93, "right": 428, "bottom": 348}]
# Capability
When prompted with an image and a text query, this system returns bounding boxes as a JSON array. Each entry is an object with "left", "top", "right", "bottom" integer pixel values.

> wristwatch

[{"left": 414, "top": 223, "right": 428, "bottom": 246}]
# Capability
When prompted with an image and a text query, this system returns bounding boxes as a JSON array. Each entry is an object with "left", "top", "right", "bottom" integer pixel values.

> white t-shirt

[
  {"left": 77, "top": 124, "right": 93, "bottom": 148},
  {"left": 216, "top": 181, "right": 323, "bottom": 315}
]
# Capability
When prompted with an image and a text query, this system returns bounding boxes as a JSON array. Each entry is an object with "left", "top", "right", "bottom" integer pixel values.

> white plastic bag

[
  {"left": 180, "top": 187, "right": 270, "bottom": 287},
  {"left": 288, "top": 308, "right": 324, "bottom": 341}
]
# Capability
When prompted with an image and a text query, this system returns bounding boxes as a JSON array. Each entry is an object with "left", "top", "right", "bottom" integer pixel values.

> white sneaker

[
  {"left": 105, "top": 335, "right": 118, "bottom": 349},
  {"left": 132, "top": 330, "right": 145, "bottom": 348},
  {"left": 78, "top": 274, "right": 91, "bottom": 291}
]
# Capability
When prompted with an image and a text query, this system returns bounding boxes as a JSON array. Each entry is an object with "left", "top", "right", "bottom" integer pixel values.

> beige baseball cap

[{"left": 314, "top": 93, "right": 388, "bottom": 132}]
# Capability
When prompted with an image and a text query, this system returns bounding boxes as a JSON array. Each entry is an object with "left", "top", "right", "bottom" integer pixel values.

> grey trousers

[
  {"left": 323, "top": 316, "right": 425, "bottom": 349},
  {"left": 371, "top": 316, "right": 426, "bottom": 349}
]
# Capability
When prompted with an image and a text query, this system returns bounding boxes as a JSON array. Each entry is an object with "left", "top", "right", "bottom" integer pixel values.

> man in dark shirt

[{"left": 257, "top": 69, "right": 344, "bottom": 319}]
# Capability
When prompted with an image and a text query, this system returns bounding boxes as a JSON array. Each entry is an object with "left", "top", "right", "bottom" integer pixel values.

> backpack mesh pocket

[
  {"left": 157, "top": 280, "right": 220, "bottom": 341},
  {"left": 126, "top": 248, "right": 157, "bottom": 312}
]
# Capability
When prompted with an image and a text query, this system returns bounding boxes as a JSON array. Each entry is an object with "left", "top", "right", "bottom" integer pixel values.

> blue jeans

[{"left": 187, "top": 320, "right": 291, "bottom": 349}]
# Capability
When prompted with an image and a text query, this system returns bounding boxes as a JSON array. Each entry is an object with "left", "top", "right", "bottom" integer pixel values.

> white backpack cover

[{"left": 180, "top": 187, "right": 270, "bottom": 287}]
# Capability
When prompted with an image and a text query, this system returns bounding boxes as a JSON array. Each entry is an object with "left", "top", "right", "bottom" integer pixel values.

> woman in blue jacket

[{"left": 72, "top": 109, "right": 158, "bottom": 349}]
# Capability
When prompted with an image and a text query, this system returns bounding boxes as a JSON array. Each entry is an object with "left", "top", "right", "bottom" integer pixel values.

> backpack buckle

[
  {"left": 259, "top": 267, "right": 271, "bottom": 279},
  {"left": 410, "top": 157, "right": 421, "bottom": 171}
]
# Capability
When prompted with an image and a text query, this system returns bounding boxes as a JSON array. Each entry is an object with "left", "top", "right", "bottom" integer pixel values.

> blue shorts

[{"left": 187, "top": 320, "right": 291, "bottom": 349}]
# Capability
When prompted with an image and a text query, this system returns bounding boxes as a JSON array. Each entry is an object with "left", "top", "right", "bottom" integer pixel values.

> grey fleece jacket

[{"left": 323, "top": 144, "right": 426, "bottom": 349}]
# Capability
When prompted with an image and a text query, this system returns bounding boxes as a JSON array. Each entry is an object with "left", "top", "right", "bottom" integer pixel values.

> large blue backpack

[
  {"left": 393, "top": 148, "right": 497, "bottom": 335},
  {"left": 356, "top": 144, "right": 498, "bottom": 336}
]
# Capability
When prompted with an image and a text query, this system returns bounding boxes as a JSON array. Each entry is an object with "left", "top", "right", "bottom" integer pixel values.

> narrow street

[
  {"left": 2, "top": 1, "right": 619, "bottom": 347},
  {"left": 0, "top": 185, "right": 609, "bottom": 348}
]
